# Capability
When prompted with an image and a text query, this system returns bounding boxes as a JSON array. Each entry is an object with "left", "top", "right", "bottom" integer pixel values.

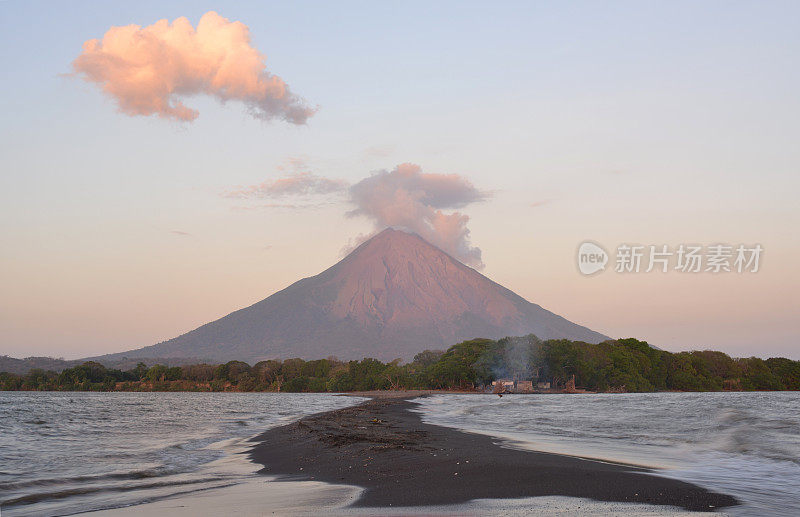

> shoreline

[
  {"left": 248, "top": 394, "right": 739, "bottom": 512},
  {"left": 3, "top": 387, "right": 794, "bottom": 394}
]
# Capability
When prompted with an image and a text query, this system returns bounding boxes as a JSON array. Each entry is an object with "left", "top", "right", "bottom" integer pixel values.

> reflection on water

[
  {"left": 0, "top": 392, "right": 366, "bottom": 516},
  {"left": 414, "top": 392, "right": 800, "bottom": 516}
]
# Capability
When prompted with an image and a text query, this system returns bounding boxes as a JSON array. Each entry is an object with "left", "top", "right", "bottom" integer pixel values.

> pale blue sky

[{"left": 1, "top": 1, "right": 798, "bottom": 359}]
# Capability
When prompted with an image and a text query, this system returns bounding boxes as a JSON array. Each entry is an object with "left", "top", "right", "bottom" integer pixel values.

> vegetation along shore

[{"left": 3, "top": 336, "right": 798, "bottom": 393}]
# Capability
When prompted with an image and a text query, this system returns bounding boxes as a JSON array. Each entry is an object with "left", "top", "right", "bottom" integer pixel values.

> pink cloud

[
  {"left": 225, "top": 161, "right": 488, "bottom": 267},
  {"left": 348, "top": 163, "right": 488, "bottom": 268},
  {"left": 72, "top": 11, "right": 315, "bottom": 123},
  {"left": 226, "top": 171, "right": 348, "bottom": 199}
]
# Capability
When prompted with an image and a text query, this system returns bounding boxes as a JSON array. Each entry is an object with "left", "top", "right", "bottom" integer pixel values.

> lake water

[
  {"left": 2, "top": 392, "right": 798, "bottom": 516},
  {"left": 414, "top": 392, "right": 800, "bottom": 516},
  {"left": 0, "top": 392, "right": 366, "bottom": 516}
]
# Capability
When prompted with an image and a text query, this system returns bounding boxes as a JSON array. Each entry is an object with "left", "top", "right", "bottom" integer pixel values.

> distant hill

[
  {"left": 92, "top": 228, "right": 608, "bottom": 364},
  {"left": 0, "top": 355, "right": 202, "bottom": 375},
  {"left": 0, "top": 356, "right": 78, "bottom": 375}
]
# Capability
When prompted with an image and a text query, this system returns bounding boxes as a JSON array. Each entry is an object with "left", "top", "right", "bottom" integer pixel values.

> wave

[
  {"left": 0, "top": 392, "right": 369, "bottom": 516},
  {"left": 1, "top": 476, "right": 231, "bottom": 507},
  {"left": 0, "top": 468, "right": 170, "bottom": 492}
]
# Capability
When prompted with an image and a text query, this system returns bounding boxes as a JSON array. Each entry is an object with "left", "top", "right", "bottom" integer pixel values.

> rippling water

[
  {"left": 414, "top": 392, "right": 800, "bottom": 516},
  {"left": 0, "top": 392, "right": 365, "bottom": 516},
  {"left": 4, "top": 392, "right": 798, "bottom": 516}
]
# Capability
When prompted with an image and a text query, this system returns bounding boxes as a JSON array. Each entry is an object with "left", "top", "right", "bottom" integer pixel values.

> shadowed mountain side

[{"left": 94, "top": 229, "right": 608, "bottom": 363}]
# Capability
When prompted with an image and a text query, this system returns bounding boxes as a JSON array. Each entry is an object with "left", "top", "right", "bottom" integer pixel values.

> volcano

[{"left": 101, "top": 229, "right": 608, "bottom": 363}]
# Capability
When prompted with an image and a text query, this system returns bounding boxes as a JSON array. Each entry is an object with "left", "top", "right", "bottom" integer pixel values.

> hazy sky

[{"left": 1, "top": 1, "right": 798, "bottom": 360}]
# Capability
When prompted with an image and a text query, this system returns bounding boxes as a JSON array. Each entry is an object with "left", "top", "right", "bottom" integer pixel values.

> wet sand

[{"left": 249, "top": 395, "right": 739, "bottom": 513}]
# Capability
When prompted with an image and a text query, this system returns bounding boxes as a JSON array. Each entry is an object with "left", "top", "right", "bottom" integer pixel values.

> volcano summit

[{"left": 104, "top": 229, "right": 608, "bottom": 363}]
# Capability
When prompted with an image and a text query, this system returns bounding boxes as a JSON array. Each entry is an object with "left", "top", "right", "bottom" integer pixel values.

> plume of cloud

[
  {"left": 348, "top": 163, "right": 488, "bottom": 268},
  {"left": 72, "top": 11, "right": 315, "bottom": 123},
  {"left": 224, "top": 161, "right": 487, "bottom": 266}
]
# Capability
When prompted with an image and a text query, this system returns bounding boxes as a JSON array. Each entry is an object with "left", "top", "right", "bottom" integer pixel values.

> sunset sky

[{"left": 1, "top": 1, "right": 798, "bottom": 360}]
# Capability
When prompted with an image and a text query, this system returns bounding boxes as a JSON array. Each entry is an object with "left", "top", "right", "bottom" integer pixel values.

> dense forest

[{"left": 2, "top": 336, "right": 799, "bottom": 392}]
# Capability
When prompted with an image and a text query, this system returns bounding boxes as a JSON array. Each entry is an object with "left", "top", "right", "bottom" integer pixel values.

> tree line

[{"left": 1, "top": 336, "right": 798, "bottom": 392}]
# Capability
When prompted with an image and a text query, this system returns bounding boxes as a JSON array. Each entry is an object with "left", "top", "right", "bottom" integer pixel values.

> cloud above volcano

[
  {"left": 72, "top": 11, "right": 315, "bottom": 123},
  {"left": 225, "top": 162, "right": 488, "bottom": 267},
  {"left": 348, "top": 163, "right": 488, "bottom": 268}
]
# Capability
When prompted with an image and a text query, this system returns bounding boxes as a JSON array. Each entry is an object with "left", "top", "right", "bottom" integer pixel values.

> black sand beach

[{"left": 249, "top": 394, "right": 739, "bottom": 512}]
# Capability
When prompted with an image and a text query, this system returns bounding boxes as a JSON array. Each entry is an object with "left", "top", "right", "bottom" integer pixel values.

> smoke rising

[
  {"left": 72, "top": 11, "right": 315, "bottom": 123},
  {"left": 474, "top": 335, "right": 542, "bottom": 381},
  {"left": 348, "top": 163, "right": 488, "bottom": 268}
]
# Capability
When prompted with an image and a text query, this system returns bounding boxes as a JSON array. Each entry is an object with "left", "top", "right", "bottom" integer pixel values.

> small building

[
  {"left": 491, "top": 379, "right": 515, "bottom": 388},
  {"left": 536, "top": 381, "right": 551, "bottom": 389},
  {"left": 516, "top": 380, "right": 533, "bottom": 392},
  {"left": 491, "top": 379, "right": 533, "bottom": 393}
]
